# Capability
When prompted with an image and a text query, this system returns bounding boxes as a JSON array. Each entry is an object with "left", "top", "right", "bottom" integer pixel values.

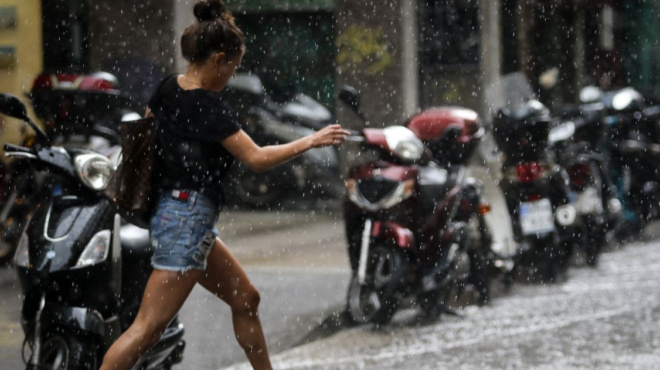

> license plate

[
  {"left": 520, "top": 199, "right": 555, "bottom": 235},
  {"left": 574, "top": 187, "right": 603, "bottom": 215}
]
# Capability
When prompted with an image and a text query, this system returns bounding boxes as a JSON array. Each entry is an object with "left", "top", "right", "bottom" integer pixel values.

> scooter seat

[{"left": 120, "top": 224, "right": 152, "bottom": 258}]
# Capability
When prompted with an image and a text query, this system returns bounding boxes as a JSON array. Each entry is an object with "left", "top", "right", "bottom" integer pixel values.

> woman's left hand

[{"left": 310, "top": 124, "right": 351, "bottom": 148}]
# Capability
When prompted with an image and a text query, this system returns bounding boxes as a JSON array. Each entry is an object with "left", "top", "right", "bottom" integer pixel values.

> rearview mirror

[
  {"left": 0, "top": 93, "right": 50, "bottom": 145},
  {"left": 0, "top": 93, "right": 29, "bottom": 121},
  {"left": 338, "top": 86, "right": 361, "bottom": 112},
  {"left": 338, "top": 86, "right": 369, "bottom": 123}
]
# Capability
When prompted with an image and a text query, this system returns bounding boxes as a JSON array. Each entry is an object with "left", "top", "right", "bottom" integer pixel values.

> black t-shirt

[{"left": 148, "top": 74, "right": 241, "bottom": 206}]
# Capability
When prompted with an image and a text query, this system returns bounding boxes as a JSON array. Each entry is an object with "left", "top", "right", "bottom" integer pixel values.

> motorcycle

[
  {"left": 582, "top": 86, "right": 660, "bottom": 237},
  {"left": 340, "top": 87, "right": 494, "bottom": 325},
  {"left": 493, "top": 98, "right": 576, "bottom": 282},
  {"left": 0, "top": 72, "right": 137, "bottom": 265},
  {"left": 550, "top": 102, "right": 622, "bottom": 266},
  {"left": 220, "top": 74, "right": 342, "bottom": 209},
  {"left": 0, "top": 93, "right": 185, "bottom": 370}
]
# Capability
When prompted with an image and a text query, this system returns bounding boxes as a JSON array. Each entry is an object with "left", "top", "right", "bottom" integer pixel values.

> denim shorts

[{"left": 150, "top": 190, "right": 221, "bottom": 272}]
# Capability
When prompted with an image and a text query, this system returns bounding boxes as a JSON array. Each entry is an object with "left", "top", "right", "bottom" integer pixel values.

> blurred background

[{"left": 2, "top": 0, "right": 660, "bottom": 143}]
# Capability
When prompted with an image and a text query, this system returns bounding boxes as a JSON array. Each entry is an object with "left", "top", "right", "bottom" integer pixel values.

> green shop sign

[{"left": 227, "top": 0, "right": 335, "bottom": 12}]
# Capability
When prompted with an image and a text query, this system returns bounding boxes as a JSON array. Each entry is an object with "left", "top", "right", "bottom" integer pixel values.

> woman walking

[{"left": 99, "top": 1, "right": 348, "bottom": 369}]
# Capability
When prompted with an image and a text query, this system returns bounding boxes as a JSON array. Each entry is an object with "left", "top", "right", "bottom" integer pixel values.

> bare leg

[
  {"left": 198, "top": 238, "right": 273, "bottom": 370},
  {"left": 99, "top": 269, "right": 201, "bottom": 370}
]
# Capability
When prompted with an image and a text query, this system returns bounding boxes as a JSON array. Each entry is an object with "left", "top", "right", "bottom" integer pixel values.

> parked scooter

[
  {"left": 0, "top": 72, "right": 138, "bottom": 266},
  {"left": 582, "top": 86, "right": 660, "bottom": 237},
  {"left": 340, "top": 87, "right": 494, "bottom": 325},
  {"left": 221, "top": 74, "right": 342, "bottom": 208},
  {"left": 493, "top": 98, "right": 576, "bottom": 282},
  {"left": 550, "top": 103, "right": 622, "bottom": 266},
  {"left": 1, "top": 93, "right": 184, "bottom": 370}
]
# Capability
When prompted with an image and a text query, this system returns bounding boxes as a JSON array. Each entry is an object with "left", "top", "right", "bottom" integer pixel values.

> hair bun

[{"left": 193, "top": 0, "right": 227, "bottom": 22}]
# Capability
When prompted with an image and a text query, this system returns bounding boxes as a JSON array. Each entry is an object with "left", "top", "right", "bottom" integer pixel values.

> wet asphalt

[
  {"left": 226, "top": 224, "right": 660, "bottom": 370},
  {"left": 2, "top": 205, "right": 660, "bottom": 369}
]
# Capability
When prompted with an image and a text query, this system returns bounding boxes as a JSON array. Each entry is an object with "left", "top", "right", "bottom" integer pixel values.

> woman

[{"left": 99, "top": 1, "right": 348, "bottom": 369}]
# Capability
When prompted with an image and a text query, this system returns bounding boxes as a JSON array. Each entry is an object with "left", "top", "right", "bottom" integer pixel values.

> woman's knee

[{"left": 231, "top": 286, "right": 261, "bottom": 314}]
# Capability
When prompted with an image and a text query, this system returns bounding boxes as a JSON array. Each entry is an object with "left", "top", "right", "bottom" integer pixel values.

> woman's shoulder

[
  {"left": 158, "top": 74, "right": 182, "bottom": 94},
  {"left": 149, "top": 74, "right": 179, "bottom": 108}
]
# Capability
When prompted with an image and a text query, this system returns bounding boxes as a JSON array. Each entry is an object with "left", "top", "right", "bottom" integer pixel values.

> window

[
  {"left": 42, "top": 0, "right": 89, "bottom": 72},
  {"left": 419, "top": 0, "right": 480, "bottom": 66}
]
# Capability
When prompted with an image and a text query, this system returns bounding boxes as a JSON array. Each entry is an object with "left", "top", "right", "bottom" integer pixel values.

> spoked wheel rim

[
  {"left": 347, "top": 246, "right": 401, "bottom": 324},
  {"left": 40, "top": 336, "right": 70, "bottom": 370}
]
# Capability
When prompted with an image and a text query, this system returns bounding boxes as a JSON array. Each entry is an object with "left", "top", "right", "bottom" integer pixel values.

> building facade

[
  {"left": 2, "top": 0, "right": 660, "bottom": 142},
  {"left": 0, "top": 0, "right": 42, "bottom": 147}
]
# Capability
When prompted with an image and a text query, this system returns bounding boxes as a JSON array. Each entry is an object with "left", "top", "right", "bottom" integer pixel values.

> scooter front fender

[{"left": 372, "top": 221, "right": 415, "bottom": 248}]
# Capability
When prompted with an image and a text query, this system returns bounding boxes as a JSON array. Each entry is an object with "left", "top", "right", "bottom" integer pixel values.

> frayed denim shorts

[{"left": 150, "top": 190, "right": 221, "bottom": 272}]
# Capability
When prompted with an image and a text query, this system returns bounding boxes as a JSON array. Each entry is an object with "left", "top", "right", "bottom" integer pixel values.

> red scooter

[{"left": 340, "top": 87, "right": 494, "bottom": 325}]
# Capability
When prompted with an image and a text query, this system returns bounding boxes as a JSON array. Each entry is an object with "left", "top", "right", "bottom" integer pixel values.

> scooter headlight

[
  {"left": 13, "top": 232, "right": 29, "bottom": 268},
  {"left": 383, "top": 126, "right": 425, "bottom": 161},
  {"left": 76, "top": 230, "right": 111, "bottom": 267},
  {"left": 74, "top": 153, "right": 115, "bottom": 190}
]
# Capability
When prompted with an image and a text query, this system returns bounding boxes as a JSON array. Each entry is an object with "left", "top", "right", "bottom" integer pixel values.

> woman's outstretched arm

[{"left": 221, "top": 124, "right": 349, "bottom": 172}]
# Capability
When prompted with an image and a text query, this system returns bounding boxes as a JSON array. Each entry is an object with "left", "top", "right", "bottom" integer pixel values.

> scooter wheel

[
  {"left": 35, "top": 334, "right": 98, "bottom": 370},
  {"left": 418, "top": 286, "right": 451, "bottom": 321},
  {"left": 346, "top": 245, "right": 405, "bottom": 326}
]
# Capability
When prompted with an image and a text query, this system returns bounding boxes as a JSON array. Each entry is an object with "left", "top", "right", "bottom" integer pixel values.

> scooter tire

[
  {"left": 468, "top": 248, "right": 491, "bottom": 306},
  {"left": 539, "top": 257, "right": 560, "bottom": 284},
  {"left": 584, "top": 220, "right": 605, "bottom": 267},
  {"left": 346, "top": 245, "right": 405, "bottom": 326},
  {"left": 35, "top": 334, "right": 98, "bottom": 370},
  {"left": 418, "top": 286, "right": 451, "bottom": 321}
]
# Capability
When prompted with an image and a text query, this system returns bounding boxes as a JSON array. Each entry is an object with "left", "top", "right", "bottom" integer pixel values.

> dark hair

[{"left": 181, "top": 0, "right": 244, "bottom": 64}]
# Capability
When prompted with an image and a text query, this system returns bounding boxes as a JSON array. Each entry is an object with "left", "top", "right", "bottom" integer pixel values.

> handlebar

[
  {"left": 4, "top": 143, "right": 32, "bottom": 153},
  {"left": 3, "top": 143, "right": 36, "bottom": 159},
  {"left": 345, "top": 129, "right": 365, "bottom": 142}
]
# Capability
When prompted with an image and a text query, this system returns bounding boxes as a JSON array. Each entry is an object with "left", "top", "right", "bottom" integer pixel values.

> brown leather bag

[{"left": 103, "top": 117, "right": 158, "bottom": 228}]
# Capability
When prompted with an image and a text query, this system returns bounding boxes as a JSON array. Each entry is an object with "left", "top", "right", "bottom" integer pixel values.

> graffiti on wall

[{"left": 336, "top": 25, "right": 392, "bottom": 75}]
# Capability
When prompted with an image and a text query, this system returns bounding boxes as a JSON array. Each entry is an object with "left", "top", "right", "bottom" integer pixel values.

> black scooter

[
  {"left": 0, "top": 72, "right": 137, "bottom": 265},
  {"left": 1, "top": 93, "right": 184, "bottom": 370},
  {"left": 550, "top": 103, "right": 622, "bottom": 266},
  {"left": 493, "top": 99, "right": 576, "bottom": 282}
]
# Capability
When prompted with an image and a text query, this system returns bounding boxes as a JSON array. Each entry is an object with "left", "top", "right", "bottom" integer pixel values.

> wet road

[
  {"left": 228, "top": 232, "right": 660, "bottom": 370},
  {"left": 2, "top": 209, "right": 660, "bottom": 369}
]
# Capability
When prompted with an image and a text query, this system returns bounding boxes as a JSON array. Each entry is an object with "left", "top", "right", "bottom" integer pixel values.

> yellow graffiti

[{"left": 336, "top": 25, "right": 392, "bottom": 75}]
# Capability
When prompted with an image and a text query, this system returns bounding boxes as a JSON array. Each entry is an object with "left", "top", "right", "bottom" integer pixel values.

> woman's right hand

[{"left": 309, "top": 124, "right": 351, "bottom": 148}]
